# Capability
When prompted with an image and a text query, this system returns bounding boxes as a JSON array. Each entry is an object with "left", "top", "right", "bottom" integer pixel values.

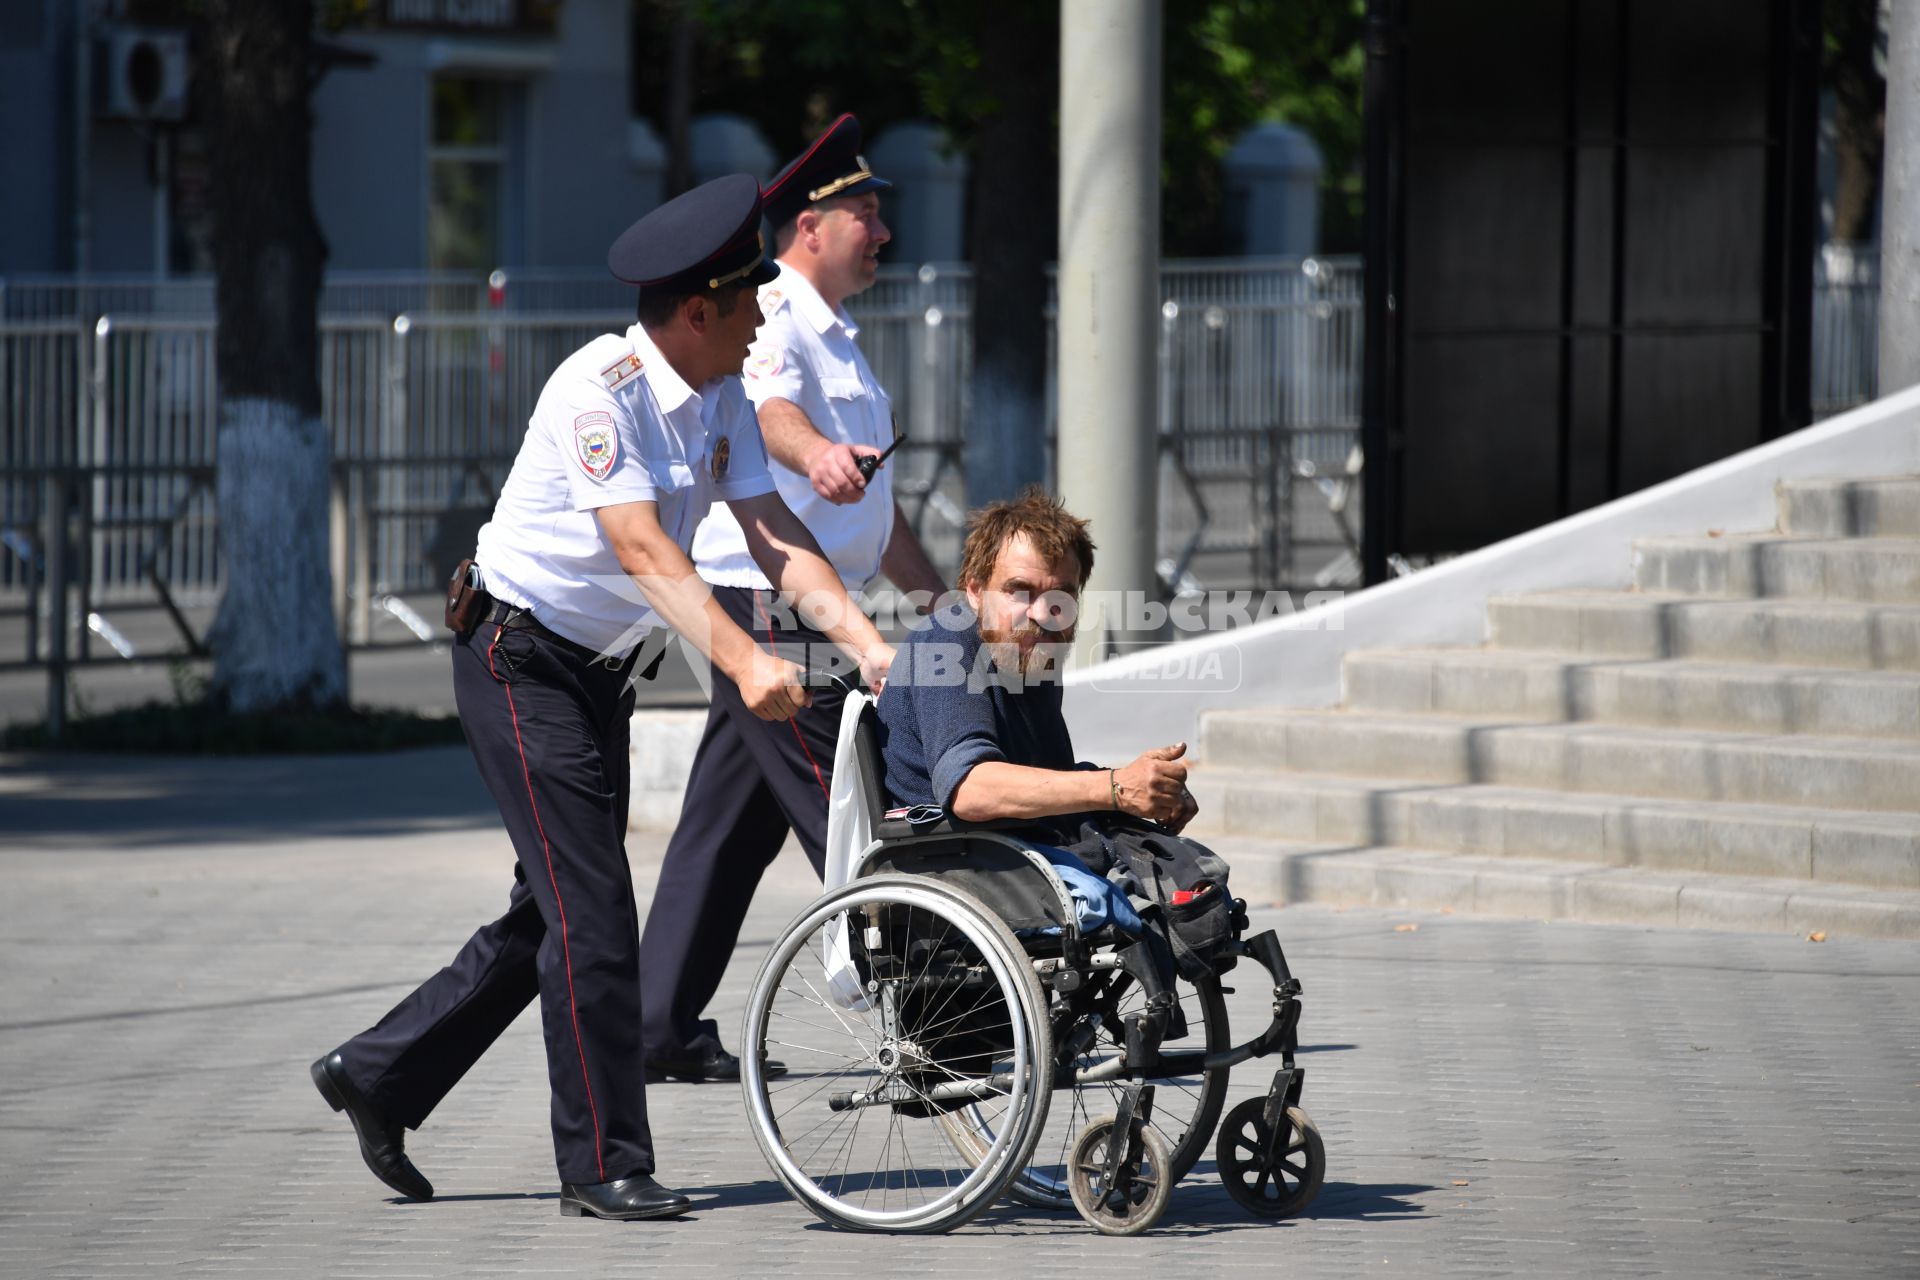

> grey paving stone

[{"left": 5, "top": 778, "right": 1920, "bottom": 1276}]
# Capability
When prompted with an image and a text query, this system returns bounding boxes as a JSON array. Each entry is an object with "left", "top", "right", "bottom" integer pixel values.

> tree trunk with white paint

[{"left": 203, "top": 0, "right": 346, "bottom": 712}]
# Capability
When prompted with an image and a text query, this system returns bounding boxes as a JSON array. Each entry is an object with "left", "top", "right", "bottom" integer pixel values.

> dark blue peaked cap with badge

[
  {"left": 607, "top": 172, "right": 779, "bottom": 295},
  {"left": 762, "top": 112, "right": 893, "bottom": 229}
]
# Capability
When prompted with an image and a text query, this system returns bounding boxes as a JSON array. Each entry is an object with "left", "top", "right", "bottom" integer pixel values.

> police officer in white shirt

[
  {"left": 311, "top": 174, "right": 895, "bottom": 1223},
  {"left": 637, "top": 116, "right": 946, "bottom": 1084}
]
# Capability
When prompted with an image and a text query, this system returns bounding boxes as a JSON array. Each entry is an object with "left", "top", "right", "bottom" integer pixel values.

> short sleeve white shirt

[
  {"left": 475, "top": 321, "right": 775, "bottom": 657},
  {"left": 690, "top": 263, "right": 895, "bottom": 592}
]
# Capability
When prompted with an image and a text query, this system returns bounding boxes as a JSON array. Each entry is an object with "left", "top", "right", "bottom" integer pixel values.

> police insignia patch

[
  {"left": 745, "top": 350, "right": 783, "bottom": 380},
  {"left": 574, "top": 412, "right": 618, "bottom": 480},
  {"left": 711, "top": 436, "right": 731, "bottom": 480}
]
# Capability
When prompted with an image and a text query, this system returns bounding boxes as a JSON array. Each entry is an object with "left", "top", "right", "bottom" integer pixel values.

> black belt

[{"left": 486, "top": 599, "right": 631, "bottom": 671}]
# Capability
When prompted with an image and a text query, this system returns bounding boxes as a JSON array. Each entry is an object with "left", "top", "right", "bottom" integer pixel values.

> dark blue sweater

[{"left": 876, "top": 612, "right": 1077, "bottom": 811}]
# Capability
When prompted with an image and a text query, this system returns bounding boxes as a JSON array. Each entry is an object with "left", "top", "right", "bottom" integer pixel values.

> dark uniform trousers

[
  {"left": 337, "top": 617, "right": 651, "bottom": 1185},
  {"left": 638, "top": 584, "right": 847, "bottom": 1060}
]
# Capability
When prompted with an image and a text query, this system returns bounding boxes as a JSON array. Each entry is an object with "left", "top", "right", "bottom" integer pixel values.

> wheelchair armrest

[{"left": 877, "top": 805, "right": 1040, "bottom": 842}]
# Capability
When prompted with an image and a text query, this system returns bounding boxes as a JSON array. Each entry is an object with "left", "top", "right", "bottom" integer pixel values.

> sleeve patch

[
  {"left": 746, "top": 350, "right": 784, "bottom": 381},
  {"left": 574, "top": 411, "right": 618, "bottom": 481}
]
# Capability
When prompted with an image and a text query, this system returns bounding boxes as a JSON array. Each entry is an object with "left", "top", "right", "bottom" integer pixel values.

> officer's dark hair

[
  {"left": 635, "top": 281, "right": 751, "bottom": 330},
  {"left": 959, "top": 487, "right": 1097, "bottom": 592}
]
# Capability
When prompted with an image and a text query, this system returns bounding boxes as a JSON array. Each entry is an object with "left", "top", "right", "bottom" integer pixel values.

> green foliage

[
  {"left": 1165, "top": 0, "right": 1366, "bottom": 253},
  {"left": 636, "top": 0, "right": 1364, "bottom": 254}
]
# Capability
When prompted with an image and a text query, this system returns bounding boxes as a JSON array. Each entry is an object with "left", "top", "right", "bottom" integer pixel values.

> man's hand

[
  {"left": 860, "top": 642, "right": 896, "bottom": 696},
  {"left": 808, "top": 442, "right": 882, "bottom": 505},
  {"left": 1113, "top": 742, "right": 1190, "bottom": 825},
  {"left": 1164, "top": 785, "right": 1200, "bottom": 835},
  {"left": 738, "top": 651, "right": 812, "bottom": 721}
]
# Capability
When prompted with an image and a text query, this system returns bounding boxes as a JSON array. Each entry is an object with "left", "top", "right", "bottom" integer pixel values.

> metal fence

[
  {"left": 0, "top": 249, "right": 1876, "bottom": 679},
  {"left": 1812, "top": 246, "right": 1879, "bottom": 418}
]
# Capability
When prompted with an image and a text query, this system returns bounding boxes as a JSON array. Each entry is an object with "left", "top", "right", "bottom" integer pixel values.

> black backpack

[{"left": 1055, "top": 817, "right": 1239, "bottom": 982}]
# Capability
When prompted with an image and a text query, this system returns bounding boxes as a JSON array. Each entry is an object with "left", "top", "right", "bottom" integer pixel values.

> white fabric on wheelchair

[{"left": 820, "top": 691, "right": 878, "bottom": 1009}]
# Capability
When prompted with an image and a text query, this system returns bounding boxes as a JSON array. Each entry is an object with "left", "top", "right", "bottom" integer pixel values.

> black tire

[
  {"left": 1215, "top": 1099, "right": 1324, "bottom": 1218},
  {"left": 1067, "top": 1115, "right": 1175, "bottom": 1236}
]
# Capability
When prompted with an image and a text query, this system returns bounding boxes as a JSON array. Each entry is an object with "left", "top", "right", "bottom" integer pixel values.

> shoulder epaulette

[{"left": 600, "top": 351, "right": 644, "bottom": 392}]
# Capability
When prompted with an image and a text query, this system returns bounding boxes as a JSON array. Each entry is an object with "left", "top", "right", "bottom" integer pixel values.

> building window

[{"left": 428, "top": 77, "right": 511, "bottom": 271}]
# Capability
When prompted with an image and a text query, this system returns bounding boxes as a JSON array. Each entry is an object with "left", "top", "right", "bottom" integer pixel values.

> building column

[
  {"left": 1057, "top": 0, "right": 1162, "bottom": 661},
  {"left": 1882, "top": 0, "right": 1920, "bottom": 395}
]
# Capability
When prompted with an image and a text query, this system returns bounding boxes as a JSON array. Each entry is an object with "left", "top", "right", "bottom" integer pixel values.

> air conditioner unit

[{"left": 98, "top": 27, "right": 189, "bottom": 123}]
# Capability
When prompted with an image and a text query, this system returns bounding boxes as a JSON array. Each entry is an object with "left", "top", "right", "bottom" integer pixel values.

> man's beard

[{"left": 979, "top": 623, "right": 1074, "bottom": 677}]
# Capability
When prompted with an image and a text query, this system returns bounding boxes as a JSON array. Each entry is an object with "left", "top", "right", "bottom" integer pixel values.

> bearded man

[{"left": 876, "top": 487, "right": 1196, "bottom": 832}]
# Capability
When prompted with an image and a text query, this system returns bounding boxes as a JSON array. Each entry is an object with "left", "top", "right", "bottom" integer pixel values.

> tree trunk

[
  {"left": 203, "top": 0, "right": 346, "bottom": 712},
  {"left": 665, "top": 5, "right": 697, "bottom": 197},
  {"left": 964, "top": 1, "right": 1059, "bottom": 505},
  {"left": 1827, "top": 0, "right": 1887, "bottom": 244}
]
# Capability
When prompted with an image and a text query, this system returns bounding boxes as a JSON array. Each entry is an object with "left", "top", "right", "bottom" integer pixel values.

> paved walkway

[{"left": 2, "top": 750, "right": 1917, "bottom": 1276}]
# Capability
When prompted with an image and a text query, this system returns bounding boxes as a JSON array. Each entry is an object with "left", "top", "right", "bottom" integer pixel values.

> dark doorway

[{"left": 1361, "top": 0, "right": 1821, "bottom": 579}]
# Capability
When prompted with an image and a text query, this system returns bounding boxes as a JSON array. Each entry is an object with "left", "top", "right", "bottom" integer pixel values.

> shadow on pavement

[
  {"left": 0, "top": 746, "right": 497, "bottom": 847},
  {"left": 684, "top": 1179, "right": 802, "bottom": 1212},
  {"left": 1173, "top": 1173, "right": 1433, "bottom": 1224}
]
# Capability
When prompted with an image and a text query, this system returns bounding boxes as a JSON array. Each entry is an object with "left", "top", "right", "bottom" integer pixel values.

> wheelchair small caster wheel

[
  {"left": 1216, "top": 1097, "right": 1324, "bottom": 1218},
  {"left": 1067, "top": 1114, "right": 1174, "bottom": 1236}
]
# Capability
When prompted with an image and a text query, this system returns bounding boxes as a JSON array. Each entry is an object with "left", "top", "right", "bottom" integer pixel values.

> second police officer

[{"left": 638, "top": 116, "right": 948, "bottom": 1083}]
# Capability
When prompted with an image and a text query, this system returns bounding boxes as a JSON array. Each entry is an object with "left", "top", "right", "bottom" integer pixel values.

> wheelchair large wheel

[
  {"left": 941, "top": 968, "right": 1231, "bottom": 1210},
  {"left": 741, "top": 874, "right": 1052, "bottom": 1233}
]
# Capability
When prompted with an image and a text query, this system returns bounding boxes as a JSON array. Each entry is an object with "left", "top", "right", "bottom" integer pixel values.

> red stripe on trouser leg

[
  {"left": 488, "top": 626, "right": 607, "bottom": 1181},
  {"left": 760, "top": 597, "right": 830, "bottom": 804}
]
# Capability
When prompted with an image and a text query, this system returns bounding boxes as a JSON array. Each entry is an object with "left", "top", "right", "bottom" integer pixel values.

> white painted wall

[{"left": 1062, "top": 386, "right": 1920, "bottom": 761}]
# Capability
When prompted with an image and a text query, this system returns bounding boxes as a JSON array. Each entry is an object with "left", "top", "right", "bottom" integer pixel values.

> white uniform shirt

[
  {"left": 476, "top": 321, "right": 775, "bottom": 658},
  {"left": 691, "top": 263, "right": 895, "bottom": 592}
]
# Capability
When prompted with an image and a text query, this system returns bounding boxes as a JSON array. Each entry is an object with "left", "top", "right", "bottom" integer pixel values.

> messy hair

[{"left": 958, "top": 486, "right": 1096, "bottom": 592}]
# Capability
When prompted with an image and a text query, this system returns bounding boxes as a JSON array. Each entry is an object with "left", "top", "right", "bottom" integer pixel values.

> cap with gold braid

[
  {"left": 761, "top": 113, "right": 893, "bottom": 229},
  {"left": 606, "top": 173, "right": 779, "bottom": 296}
]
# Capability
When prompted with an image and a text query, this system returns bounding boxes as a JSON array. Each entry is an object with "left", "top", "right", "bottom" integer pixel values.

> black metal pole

[
  {"left": 1771, "top": 0, "right": 1821, "bottom": 435},
  {"left": 1360, "top": 0, "right": 1400, "bottom": 587}
]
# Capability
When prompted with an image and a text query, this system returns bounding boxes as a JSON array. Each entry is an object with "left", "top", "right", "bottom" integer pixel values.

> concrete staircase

[{"left": 1190, "top": 476, "right": 1920, "bottom": 938}]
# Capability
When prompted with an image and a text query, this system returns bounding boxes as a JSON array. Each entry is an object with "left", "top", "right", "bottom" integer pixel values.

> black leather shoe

[
  {"left": 559, "top": 1175, "right": 692, "bottom": 1220},
  {"left": 644, "top": 1045, "right": 786, "bottom": 1083},
  {"left": 311, "top": 1051, "right": 434, "bottom": 1201}
]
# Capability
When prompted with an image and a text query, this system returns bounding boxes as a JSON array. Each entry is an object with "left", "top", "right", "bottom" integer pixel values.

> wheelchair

[{"left": 738, "top": 689, "right": 1323, "bottom": 1235}]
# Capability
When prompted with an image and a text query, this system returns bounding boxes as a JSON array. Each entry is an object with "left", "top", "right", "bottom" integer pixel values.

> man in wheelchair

[
  {"left": 740, "top": 488, "right": 1320, "bottom": 1233},
  {"left": 874, "top": 488, "right": 1242, "bottom": 1066}
]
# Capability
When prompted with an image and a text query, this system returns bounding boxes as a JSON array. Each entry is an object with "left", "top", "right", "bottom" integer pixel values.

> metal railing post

[
  {"left": 359, "top": 314, "right": 409, "bottom": 645},
  {"left": 330, "top": 464, "right": 349, "bottom": 641},
  {"left": 43, "top": 471, "right": 69, "bottom": 738}
]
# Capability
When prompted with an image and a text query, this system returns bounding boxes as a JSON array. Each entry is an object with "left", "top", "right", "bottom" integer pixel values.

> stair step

[
  {"left": 1198, "top": 709, "right": 1920, "bottom": 812},
  {"left": 1207, "top": 837, "right": 1920, "bottom": 939},
  {"left": 1342, "top": 648, "right": 1920, "bottom": 737},
  {"left": 1778, "top": 475, "right": 1920, "bottom": 538},
  {"left": 1485, "top": 591, "right": 1920, "bottom": 670},
  {"left": 1631, "top": 534, "right": 1920, "bottom": 602},
  {"left": 1187, "top": 768, "right": 1920, "bottom": 889}
]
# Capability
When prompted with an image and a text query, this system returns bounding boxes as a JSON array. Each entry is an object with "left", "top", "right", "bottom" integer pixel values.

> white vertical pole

[
  {"left": 1057, "top": 0, "right": 1162, "bottom": 662},
  {"left": 1881, "top": 0, "right": 1920, "bottom": 395}
]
